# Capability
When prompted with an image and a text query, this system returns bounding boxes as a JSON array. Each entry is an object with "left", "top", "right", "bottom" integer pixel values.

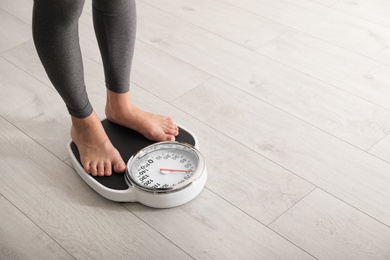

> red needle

[{"left": 160, "top": 168, "right": 192, "bottom": 173}]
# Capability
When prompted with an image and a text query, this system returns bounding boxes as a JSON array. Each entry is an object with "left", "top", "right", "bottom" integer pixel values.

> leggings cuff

[
  {"left": 67, "top": 102, "right": 93, "bottom": 119},
  {"left": 106, "top": 83, "right": 130, "bottom": 94}
]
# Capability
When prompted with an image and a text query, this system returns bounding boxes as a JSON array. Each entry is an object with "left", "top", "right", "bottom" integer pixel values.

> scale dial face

[{"left": 126, "top": 142, "right": 204, "bottom": 193}]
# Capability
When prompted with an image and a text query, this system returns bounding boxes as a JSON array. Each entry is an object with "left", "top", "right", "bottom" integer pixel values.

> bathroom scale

[{"left": 68, "top": 119, "right": 207, "bottom": 208}]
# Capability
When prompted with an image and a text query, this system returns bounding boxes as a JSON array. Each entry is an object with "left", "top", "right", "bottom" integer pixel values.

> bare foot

[
  {"left": 105, "top": 90, "right": 179, "bottom": 142},
  {"left": 71, "top": 112, "right": 126, "bottom": 176}
]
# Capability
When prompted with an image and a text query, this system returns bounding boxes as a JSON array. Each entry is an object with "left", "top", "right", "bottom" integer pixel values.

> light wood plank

[
  {"left": 333, "top": 0, "right": 390, "bottom": 27},
  {"left": 0, "top": 196, "right": 73, "bottom": 260},
  {"left": 141, "top": 0, "right": 289, "bottom": 50},
  {"left": 270, "top": 189, "right": 390, "bottom": 259},
  {"left": 78, "top": 10, "right": 102, "bottom": 65},
  {"left": 125, "top": 189, "right": 314, "bottom": 260},
  {"left": 137, "top": 3, "right": 390, "bottom": 150},
  {"left": 2, "top": 40, "right": 52, "bottom": 87},
  {"left": 368, "top": 135, "right": 390, "bottom": 163},
  {"left": 257, "top": 30, "right": 390, "bottom": 111},
  {"left": 131, "top": 41, "right": 211, "bottom": 102},
  {"left": 223, "top": 0, "right": 390, "bottom": 65},
  {"left": 310, "top": 0, "right": 340, "bottom": 6},
  {"left": 0, "top": 0, "right": 32, "bottom": 25},
  {"left": 0, "top": 9, "right": 31, "bottom": 53},
  {"left": 0, "top": 56, "right": 78, "bottom": 160},
  {"left": 0, "top": 116, "right": 190, "bottom": 259},
  {"left": 173, "top": 78, "right": 390, "bottom": 227},
  {"left": 83, "top": 0, "right": 93, "bottom": 16},
  {"left": 129, "top": 84, "right": 315, "bottom": 225}
]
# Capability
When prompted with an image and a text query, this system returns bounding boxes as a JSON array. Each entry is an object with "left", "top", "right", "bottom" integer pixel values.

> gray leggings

[{"left": 32, "top": 0, "right": 136, "bottom": 118}]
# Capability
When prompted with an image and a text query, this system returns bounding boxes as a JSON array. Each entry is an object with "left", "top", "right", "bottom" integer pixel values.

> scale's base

[{"left": 68, "top": 119, "right": 206, "bottom": 208}]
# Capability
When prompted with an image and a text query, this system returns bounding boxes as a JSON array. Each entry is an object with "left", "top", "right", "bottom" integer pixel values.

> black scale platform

[{"left": 70, "top": 119, "right": 196, "bottom": 190}]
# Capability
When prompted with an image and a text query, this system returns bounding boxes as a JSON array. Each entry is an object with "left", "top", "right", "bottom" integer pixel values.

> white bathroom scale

[{"left": 68, "top": 119, "right": 207, "bottom": 208}]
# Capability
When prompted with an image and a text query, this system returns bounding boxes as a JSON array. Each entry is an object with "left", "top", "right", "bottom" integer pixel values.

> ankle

[
  {"left": 106, "top": 90, "right": 130, "bottom": 109},
  {"left": 71, "top": 112, "right": 100, "bottom": 131},
  {"left": 106, "top": 90, "right": 136, "bottom": 120}
]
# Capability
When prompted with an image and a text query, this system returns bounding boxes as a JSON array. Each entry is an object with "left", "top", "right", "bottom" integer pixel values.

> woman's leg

[
  {"left": 32, "top": 0, "right": 126, "bottom": 176},
  {"left": 92, "top": 0, "right": 179, "bottom": 141},
  {"left": 32, "top": 0, "right": 92, "bottom": 118}
]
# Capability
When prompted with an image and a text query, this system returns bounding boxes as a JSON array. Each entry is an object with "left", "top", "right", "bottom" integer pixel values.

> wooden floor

[{"left": 1, "top": 0, "right": 390, "bottom": 259}]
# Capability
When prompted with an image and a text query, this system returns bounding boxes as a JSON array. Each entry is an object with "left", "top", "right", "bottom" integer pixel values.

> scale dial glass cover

[{"left": 125, "top": 142, "right": 204, "bottom": 193}]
